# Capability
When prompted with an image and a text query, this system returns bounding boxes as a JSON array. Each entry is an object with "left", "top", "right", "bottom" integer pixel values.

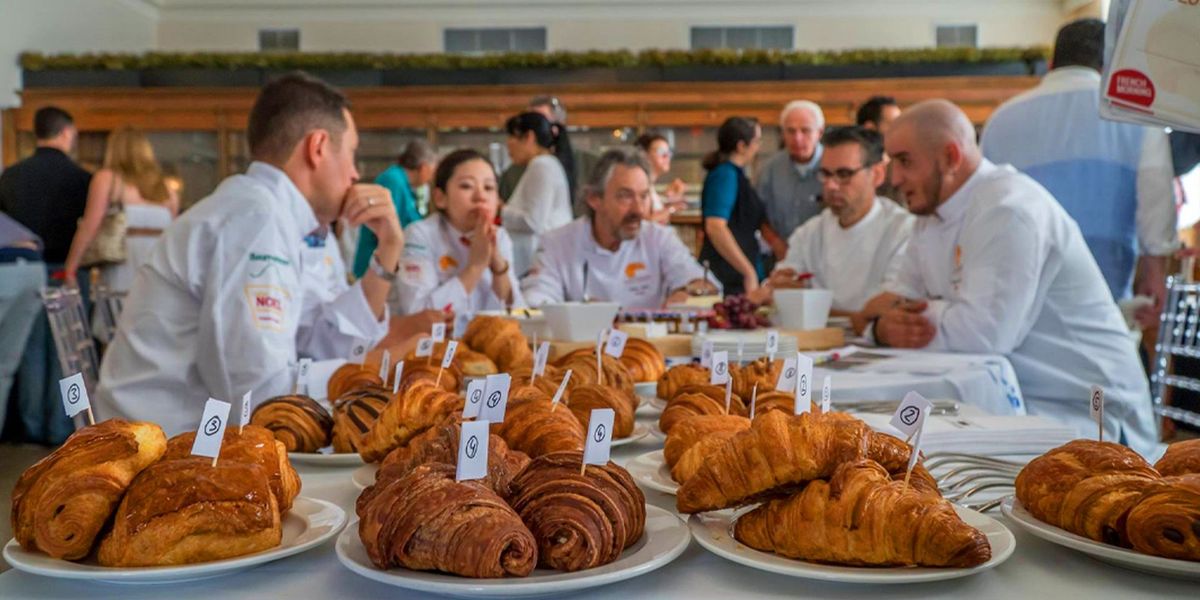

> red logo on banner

[{"left": 1107, "top": 69, "right": 1155, "bottom": 108}]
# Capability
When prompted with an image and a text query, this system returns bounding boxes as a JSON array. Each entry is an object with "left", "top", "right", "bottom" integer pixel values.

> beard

[
  {"left": 908, "top": 164, "right": 944, "bottom": 216},
  {"left": 616, "top": 213, "right": 642, "bottom": 241}
]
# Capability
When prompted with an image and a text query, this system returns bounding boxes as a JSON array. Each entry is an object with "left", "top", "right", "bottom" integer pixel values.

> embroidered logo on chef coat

[
  {"left": 248, "top": 252, "right": 291, "bottom": 279},
  {"left": 623, "top": 261, "right": 655, "bottom": 298},
  {"left": 244, "top": 284, "right": 292, "bottom": 332},
  {"left": 400, "top": 260, "right": 425, "bottom": 285},
  {"left": 438, "top": 255, "right": 459, "bottom": 272},
  {"left": 624, "top": 262, "right": 647, "bottom": 279},
  {"left": 951, "top": 245, "right": 964, "bottom": 293}
]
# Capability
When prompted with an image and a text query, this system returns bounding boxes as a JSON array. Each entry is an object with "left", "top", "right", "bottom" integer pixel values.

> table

[{"left": 1, "top": 426, "right": 1194, "bottom": 600}]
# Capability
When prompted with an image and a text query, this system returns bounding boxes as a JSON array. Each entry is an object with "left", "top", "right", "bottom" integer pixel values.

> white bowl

[
  {"left": 541, "top": 302, "right": 620, "bottom": 342},
  {"left": 773, "top": 289, "right": 833, "bottom": 331}
]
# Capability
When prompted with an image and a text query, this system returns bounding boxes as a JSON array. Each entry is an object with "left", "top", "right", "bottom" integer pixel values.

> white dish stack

[{"left": 690, "top": 330, "right": 799, "bottom": 362}]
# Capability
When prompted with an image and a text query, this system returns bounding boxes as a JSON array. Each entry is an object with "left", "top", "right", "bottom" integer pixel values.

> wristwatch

[{"left": 370, "top": 252, "right": 399, "bottom": 282}]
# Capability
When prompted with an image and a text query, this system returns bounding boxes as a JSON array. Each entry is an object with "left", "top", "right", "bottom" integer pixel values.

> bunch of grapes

[{"left": 710, "top": 294, "right": 770, "bottom": 330}]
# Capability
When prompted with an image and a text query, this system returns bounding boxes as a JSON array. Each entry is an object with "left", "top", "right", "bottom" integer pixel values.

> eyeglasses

[
  {"left": 816, "top": 164, "right": 874, "bottom": 183},
  {"left": 655, "top": 148, "right": 673, "bottom": 158}
]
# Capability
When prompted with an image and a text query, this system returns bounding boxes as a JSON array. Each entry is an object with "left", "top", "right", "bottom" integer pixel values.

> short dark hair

[
  {"left": 433, "top": 148, "right": 495, "bottom": 193},
  {"left": 505, "top": 112, "right": 556, "bottom": 149},
  {"left": 820, "top": 126, "right": 884, "bottom": 166},
  {"left": 247, "top": 71, "right": 351, "bottom": 162},
  {"left": 34, "top": 106, "right": 74, "bottom": 140},
  {"left": 583, "top": 147, "right": 653, "bottom": 217},
  {"left": 635, "top": 132, "right": 668, "bottom": 153},
  {"left": 397, "top": 138, "right": 436, "bottom": 170},
  {"left": 702, "top": 116, "right": 759, "bottom": 171},
  {"left": 1052, "top": 18, "right": 1104, "bottom": 72},
  {"left": 855, "top": 96, "right": 898, "bottom": 128}
]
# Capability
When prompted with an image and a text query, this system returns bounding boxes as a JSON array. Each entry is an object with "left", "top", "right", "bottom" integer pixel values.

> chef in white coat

[
  {"left": 752, "top": 126, "right": 913, "bottom": 330},
  {"left": 96, "top": 73, "right": 401, "bottom": 434},
  {"left": 522, "top": 147, "right": 719, "bottom": 308},
  {"left": 862, "top": 99, "right": 1157, "bottom": 456},
  {"left": 395, "top": 148, "right": 524, "bottom": 315}
]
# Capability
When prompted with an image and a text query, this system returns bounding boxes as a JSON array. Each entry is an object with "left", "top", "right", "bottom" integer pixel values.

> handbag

[{"left": 79, "top": 173, "right": 128, "bottom": 267}]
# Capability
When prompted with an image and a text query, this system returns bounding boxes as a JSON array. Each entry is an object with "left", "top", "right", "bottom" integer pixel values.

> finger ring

[{"left": 367, "top": 197, "right": 375, "bottom": 207}]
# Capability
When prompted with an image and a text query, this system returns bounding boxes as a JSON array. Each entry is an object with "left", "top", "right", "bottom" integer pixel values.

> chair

[
  {"left": 1150, "top": 274, "right": 1200, "bottom": 429},
  {"left": 90, "top": 283, "right": 127, "bottom": 345},
  {"left": 41, "top": 287, "right": 101, "bottom": 397}
]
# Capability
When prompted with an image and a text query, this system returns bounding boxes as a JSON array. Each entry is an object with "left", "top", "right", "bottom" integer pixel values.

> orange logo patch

[
  {"left": 438, "top": 255, "right": 459, "bottom": 271},
  {"left": 624, "top": 262, "right": 647, "bottom": 279}
]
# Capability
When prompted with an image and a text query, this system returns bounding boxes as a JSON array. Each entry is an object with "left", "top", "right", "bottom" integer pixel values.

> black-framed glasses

[{"left": 817, "top": 164, "right": 874, "bottom": 183}]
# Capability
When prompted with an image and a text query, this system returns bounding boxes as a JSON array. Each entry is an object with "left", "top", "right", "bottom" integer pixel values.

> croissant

[
  {"left": 356, "top": 462, "right": 537, "bottom": 578},
  {"left": 619, "top": 338, "right": 666, "bottom": 383},
  {"left": 406, "top": 341, "right": 498, "bottom": 377},
  {"left": 464, "top": 316, "right": 533, "bottom": 372},
  {"left": 731, "top": 358, "right": 784, "bottom": 400},
  {"left": 509, "top": 364, "right": 568, "bottom": 400},
  {"left": 1155, "top": 439, "right": 1200, "bottom": 477},
  {"left": 11, "top": 419, "right": 166, "bottom": 560},
  {"left": 359, "top": 380, "right": 463, "bottom": 462},
  {"left": 493, "top": 386, "right": 585, "bottom": 457},
  {"left": 507, "top": 452, "right": 646, "bottom": 572},
  {"left": 96, "top": 457, "right": 282, "bottom": 567},
  {"left": 677, "top": 410, "right": 937, "bottom": 513},
  {"left": 557, "top": 352, "right": 635, "bottom": 396},
  {"left": 734, "top": 460, "right": 991, "bottom": 568},
  {"left": 250, "top": 394, "right": 332, "bottom": 453},
  {"left": 380, "top": 423, "right": 531, "bottom": 497},
  {"left": 164, "top": 424, "right": 301, "bottom": 512},
  {"left": 658, "top": 385, "right": 746, "bottom": 436},
  {"left": 331, "top": 387, "right": 390, "bottom": 453},
  {"left": 656, "top": 363, "right": 709, "bottom": 400},
  {"left": 1124, "top": 475, "right": 1200, "bottom": 561},
  {"left": 752, "top": 390, "right": 802, "bottom": 418},
  {"left": 1014, "top": 440, "right": 1159, "bottom": 537},
  {"left": 398, "top": 359, "right": 462, "bottom": 394},
  {"left": 328, "top": 363, "right": 384, "bottom": 400},
  {"left": 663, "top": 414, "right": 751, "bottom": 484},
  {"left": 566, "top": 383, "right": 637, "bottom": 438}
]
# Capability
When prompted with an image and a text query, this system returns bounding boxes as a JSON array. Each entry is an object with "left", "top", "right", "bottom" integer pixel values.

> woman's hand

[
  {"left": 466, "top": 215, "right": 492, "bottom": 271},
  {"left": 742, "top": 271, "right": 760, "bottom": 293}
]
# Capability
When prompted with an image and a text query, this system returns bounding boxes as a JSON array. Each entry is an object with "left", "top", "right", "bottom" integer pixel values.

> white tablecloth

[{"left": 1, "top": 426, "right": 1194, "bottom": 599}]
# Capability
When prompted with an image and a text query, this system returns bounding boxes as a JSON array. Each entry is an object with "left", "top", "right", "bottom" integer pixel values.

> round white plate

[
  {"left": 287, "top": 449, "right": 363, "bottom": 467},
  {"left": 633, "top": 381, "right": 657, "bottom": 398},
  {"left": 626, "top": 450, "right": 678, "bottom": 495},
  {"left": 613, "top": 423, "right": 651, "bottom": 447},
  {"left": 648, "top": 422, "right": 666, "bottom": 440},
  {"left": 336, "top": 504, "right": 689, "bottom": 598},
  {"left": 690, "top": 504, "right": 1014, "bottom": 583},
  {"left": 3, "top": 496, "right": 346, "bottom": 585},
  {"left": 352, "top": 463, "right": 380, "bottom": 490},
  {"left": 1002, "top": 496, "right": 1200, "bottom": 580}
]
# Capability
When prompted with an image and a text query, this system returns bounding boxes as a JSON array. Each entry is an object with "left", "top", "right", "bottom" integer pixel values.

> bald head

[
  {"left": 884, "top": 99, "right": 982, "bottom": 216},
  {"left": 892, "top": 99, "right": 979, "bottom": 159}
]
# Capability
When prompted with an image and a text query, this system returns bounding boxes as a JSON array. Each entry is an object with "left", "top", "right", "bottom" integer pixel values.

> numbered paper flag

[
  {"left": 295, "top": 358, "right": 312, "bottom": 394},
  {"left": 709, "top": 351, "right": 730, "bottom": 385},
  {"left": 794, "top": 354, "right": 814, "bottom": 414},
  {"left": 349, "top": 340, "right": 368, "bottom": 364},
  {"left": 239, "top": 390, "right": 252, "bottom": 428},
  {"left": 582, "top": 408, "right": 616, "bottom": 466},
  {"left": 775, "top": 356, "right": 798, "bottom": 392},
  {"left": 551, "top": 370, "right": 573, "bottom": 407},
  {"left": 532, "top": 341, "right": 551, "bottom": 378},
  {"left": 378, "top": 350, "right": 391, "bottom": 380},
  {"left": 415, "top": 337, "right": 435, "bottom": 358},
  {"left": 765, "top": 329, "right": 780, "bottom": 360},
  {"left": 463, "top": 378, "right": 486, "bottom": 419},
  {"left": 1089, "top": 385, "right": 1104, "bottom": 424},
  {"left": 700, "top": 341, "right": 714, "bottom": 367},
  {"left": 906, "top": 406, "right": 930, "bottom": 474},
  {"left": 190, "top": 398, "right": 232, "bottom": 458},
  {"left": 431, "top": 322, "right": 447, "bottom": 343},
  {"left": 456, "top": 419, "right": 491, "bottom": 482},
  {"left": 890, "top": 391, "right": 934, "bottom": 439},
  {"left": 479, "top": 373, "right": 512, "bottom": 422},
  {"left": 58, "top": 372, "right": 91, "bottom": 418},
  {"left": 821, "top": 375, "right": 832, "bottom": 413},
  {"left": 441, "top": 341, "right": 459, "bottom": 369},
  {"left": 645, "top": 322, "right": 669, "bottom": 338},
  {"left": 604, "top": 329, "right": 629, "bottom": 358},
  {"left": 393, "top": 361, "right": 405, "bottom": 394}
]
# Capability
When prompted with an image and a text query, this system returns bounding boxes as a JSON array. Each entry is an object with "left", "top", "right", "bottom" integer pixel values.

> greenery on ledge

[{"left": 20, "top": 47, "right": 1049, "bottom": 72}]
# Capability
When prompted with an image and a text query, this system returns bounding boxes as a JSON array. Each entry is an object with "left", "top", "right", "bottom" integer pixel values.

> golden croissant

[
  {"left": 327, "top": 363, "right": 384, "bottom": 400},
  {"left": 507, "top": 452, "right": 646, "bottom": 572},
  {"left": 464, "top": 316, "right": 533, "bottom": 372},
  {"left": 664, "top": 414, "right": 751, "bottom": 484},
  {"left": 656, "top": 363, "right": 709, "bottom": 400},
  {"left": 492, "top": 385, "right": 585, "bottom": 457},
  {"left": 677, "top": 409, "right": 936, "bottom": 513},
  {"left": 1124, "top": 474, "right": 1200, "bottom": 561},
  {"left": 164, "top": 424, "right": 301, "bottom": 513},
  {"left": 1155, "top": 439, "right": 1200, "bottom": 477},
  {"left": 731, "top": 358, "right": 784, "bottom": 400},
  {"left": 566, "top": 383, "right": 637, "bottom": 438},
  {"left": 11, "top": 419, "right": 166, "bottom": 560},
  {"left": 96, "top": 457, "right": 282, "bottom": 567},
  {"left": 250, "top": 394, "right": 332, "bottom": 453},
  {"left": 359, "top": 379, "right": 463, "bottom": 462},
  {"left": 734, "top": 460, "right": 991, "bottom": 567},
  {"left": 356, "top": 462, "right": 538, "bottom": 578},
  {"left": 380, "top": 423, "right": 530, "bottom": 497},
  {"left": 618, "top": 338, "right": 665, "bottom": 383},
  {"left": 556, "top": 351, "right": 635, "bottom": 396},
  {"left": 658, "top": 385, "right": 746, "bottom": 436}
]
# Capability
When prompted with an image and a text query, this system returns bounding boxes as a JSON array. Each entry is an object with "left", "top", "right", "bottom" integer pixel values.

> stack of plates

[
  {"left": 857, "top": 414, "right": 1078, "bottom": 456},
  {"left": 691, "top": 331, "right": 798, "bottom": 361}
]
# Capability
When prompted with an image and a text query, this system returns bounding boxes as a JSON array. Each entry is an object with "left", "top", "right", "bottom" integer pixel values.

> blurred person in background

[
  {"left": 501, "top": 111, "right": 573, "bottom": 276},
  {"left": 353, "top": 138, "right": 437, "bottom": 279},
  {"left": 635, "top": 132, "right": 688, "bottom": 225}
]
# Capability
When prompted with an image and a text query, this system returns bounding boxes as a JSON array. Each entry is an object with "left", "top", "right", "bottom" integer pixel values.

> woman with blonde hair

[{"left": 63, "top": 126, "right": 179, "bottom": 291}]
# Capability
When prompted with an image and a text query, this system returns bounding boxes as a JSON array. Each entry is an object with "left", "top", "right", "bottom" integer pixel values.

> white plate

[
  {"left": 287, "top": 450, "right": 363, "bottom": 467},
  {"left": 613, "top": 423, "right": 651, "bottom": 447},
  {"left": 633, "top": 381, "right": 657, "bottom": 398},
  {"left": 3, "top": 496, "right": 346, "bottom": 585},
  {"left": 690, "top": 504, "right": 1014, "bottom": 583},
  {"left": 336, "top": 504, "right": 689, "bottom": 598},
  {"left": 649, "top": 422, "right": 667, "bottom": 440},
  {"left": 626, "top": 450, "right": 678, "bottom": 495},
  {"left": 352, "top": 463, "right": 379, "bottom": 490},
  {"left": 1002, "top": 496, "right": 1200, "bottom": 580}
]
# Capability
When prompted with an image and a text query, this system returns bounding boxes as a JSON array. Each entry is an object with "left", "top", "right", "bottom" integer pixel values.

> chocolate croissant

[
  {"left": 731, "top": 358, "right": 784, "bottom": 400},
  {"left": 618, "top": 338, "right": 665, "bottom": 383},
  {"left": 566, "top": 383, "right": 637, "bottom": 438},
  {"left": 1124, "top": 475, "right": 1200, "bottom": 561},
  {"left": 464, "top": 316, "right": 533, "bottom": 372},
  {"left": 332, "top": 387, "right": 390, "bottom": 453},
  {"left": 356, "top": 462, "right": 537, "bottom": 578},
  {"left": 11, "top": 419, "right": 166, "bottom": 560},
  {"left": 656, "top": 363, "right": 709, "bottom": 400},
  {"left": 677, "top": 410, "right": 936, "bottom": 513},
  {"left": 663, "top": 414, "right": 751, "bottom": 484},
  {"left": 658, "top": 385, "right": 746, "bottom": 436},
  {"left": 328, "top": 363, "right": 384, "bottom": 400},
  {"left": 507, "top": 452, "right": 646, "bottom": 571},
  {"left": 380, "top": 423, "right": 530, "bottom": 497},
  {"left": 97, "top": 457, "right": 282, "bottom": 567},
  {"left": 1155, "top": 439, "right": 1200, "bottom": 477},
  {"left": 251, "top": 394, "right": 332, "bottom": 453},
  {"left": 493, "top": 386, "right": 585, "bottom": 457},
  {"left": 358, "top": 380, "right": 463, "bottom": 462},
  {"left": 734, "top": 460, "right": 991, "bottom": 568},
  {"left": 164, "top": 424, "right": 301, "bottom": 512}
]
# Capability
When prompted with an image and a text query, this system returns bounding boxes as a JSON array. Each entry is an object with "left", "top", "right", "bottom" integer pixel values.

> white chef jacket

[
  {"left": 522, "top": 217, "right": 719, "bottom": 309},
  {"left": 95, "top": 162, "right": 388, "bottom": 435},
  {"left": 501, "top": 154, "right": 572, "bottom": 277},
  {"left": 775, "top": 197, "right": 913, "bottom": 312},
  {"left": 880, "top": 159, "right": 1157, "bottom": 456},
  {"left": 394, "top": 212, "right": 525, "bottom": 315}
]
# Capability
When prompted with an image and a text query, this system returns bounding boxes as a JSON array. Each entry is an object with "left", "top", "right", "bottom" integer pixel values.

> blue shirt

[
  {"left": 701, "top": 161, "right": 765, "bottom": 279},
  {"left": 353, "top": 164, "right": 423, "bottom": 278}
]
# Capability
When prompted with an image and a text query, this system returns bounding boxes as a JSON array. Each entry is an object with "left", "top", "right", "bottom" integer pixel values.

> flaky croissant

[
  {"left": 397, "top": 360, "right": 462, "bottom": 394},
  {"left": 658, "top": 385, "right": 746, "bottom": 436},
  {"left": 663, "top": 414, "right": 751, "bottom": 484},
  {"left": 734, "top": 460, "right": 991, "bottom": 568},
  {"left": 676, "top": 410, "right": 936, "bottom": 513},
  {"left": 332, "top": 387, "right": 390, "bottom": 454},
  {"left": 164, "top": 424, "right": 301, "bottom": 513},
  {"left": 492, "top": 386, "right": 585, "bottom": 457},
  {"left": 380, "top": 423, "right": 530, "bottom": 497},
  {"left": 1155, "top": 439, "right": 1200, "bottom": 477},
  {"left": 618, "top": 338, "right": 666, "bottom": 383},
  {"left": 356, "top": 463, "right": 537, "bottom": 578},
  {"left": 96, "top": 457, "right": 282, "bottom": 567},
  {"left": 566, "top": 383, "right": 637, "bottom": 438},
  {"left": 11, "top": 419, "right": 166, "bottom": 560},
  {"left": 656, "top": 363, "right": 709, "bottom": 400},
  {"left": 557, "top": 351, "right": 635, "bottom": 397},
  {"left": 464, "top": 316, "right": 533, "bottom": 372},
  {"left": 406, "top": 341, "right": 498, "bottom": 377},
  {"left": 731, "top": 358, "right": 784, "bottom": 400},
  {"left": 507, "top": 452, "right": 646, "bottom": 572},
  {"left": 359, "top": 380, "right": 462, "bottom": 462},
  {"left": 1124, "top": 475, "right": 1200, "bottom": 561},
  {"left": 328, "top": 363, "right": 384, "bottom": 400},
  {"left": 251, "top": 394, "right": 332, "bottom": 453},
  {"left": 751, "top": 390, "right": 801, "bottom": 417}
]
